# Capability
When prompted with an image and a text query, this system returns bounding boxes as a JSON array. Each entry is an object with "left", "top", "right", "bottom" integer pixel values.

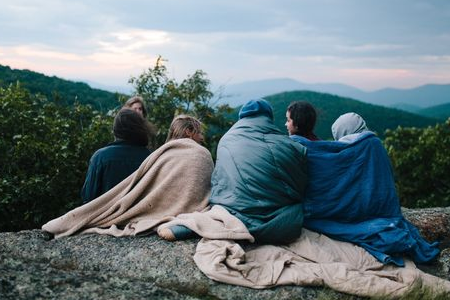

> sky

[{"left": 1, "top": 0, "right": 449, "bottom": 91}]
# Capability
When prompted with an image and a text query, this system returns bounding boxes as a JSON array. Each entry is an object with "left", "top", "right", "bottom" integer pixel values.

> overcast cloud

[{"left": 0, "top": 0, "right": 449, "bottom": 91}]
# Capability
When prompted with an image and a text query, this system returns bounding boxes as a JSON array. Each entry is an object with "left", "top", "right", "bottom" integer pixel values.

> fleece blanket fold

[
  {"left": 290, "top": 132, "right": 439, "bottom": 266},
  {"left": 42, "top": 138, "right": 214, "bottom": 238},
  {"left": 161, "top": 205, "right": 450, "bottom": 298}
]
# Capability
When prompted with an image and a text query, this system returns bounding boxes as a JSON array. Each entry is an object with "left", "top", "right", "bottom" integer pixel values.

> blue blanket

[{"left": 291, "top": 132, "right": 439, "bottom": 266}]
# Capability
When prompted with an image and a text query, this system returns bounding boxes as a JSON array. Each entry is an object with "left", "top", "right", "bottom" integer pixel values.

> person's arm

[{"left": 80, "top": 156, "right": 103, "bottom": 204}]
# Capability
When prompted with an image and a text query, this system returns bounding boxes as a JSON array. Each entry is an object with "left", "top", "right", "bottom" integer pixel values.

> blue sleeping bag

[{"left": 291, "top": 132, "right": 439, "bottom": 266}]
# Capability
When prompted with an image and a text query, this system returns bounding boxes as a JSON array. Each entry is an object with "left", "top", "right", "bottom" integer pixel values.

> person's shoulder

[
  {"left": 91, "top": 145, "right": 112, "bottom": 158},
  {"left": 268, "top": 133, "right": 307, "bottom": 156},
  {"left": 165, "top": 138, "right": 210, "bottom": 154},
  {"left": 289, "top": 134, "right": 310, "bottom": 144},
  {"left": 338, "top": 131, "right": 377, "bottom": 144},
  {"left": 90, "top": 142, "right": 133, "bottom": 161}
]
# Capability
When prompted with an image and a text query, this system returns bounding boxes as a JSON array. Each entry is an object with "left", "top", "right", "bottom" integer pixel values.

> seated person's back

[
  {"left": 209, "top": 99, "right": 308, "bottom": 244},
  {"left": 81, "top": 108, "right": 153, "bottom": 203}
]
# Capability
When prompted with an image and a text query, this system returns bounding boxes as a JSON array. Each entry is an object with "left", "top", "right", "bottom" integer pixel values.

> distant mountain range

[
  {"left": 0, "top": 64, "right": 446, "bottom": 137},
  {"left": 220, "top": 78, "right": 450, "bottom": 120}
]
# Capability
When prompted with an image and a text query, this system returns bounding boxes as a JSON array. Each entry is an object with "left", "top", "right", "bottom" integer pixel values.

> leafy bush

[
  {"left": 384, "top": 119, "right": 450, "bottom": 208},
  {"left": 129, "top": 56, "right": 234, "bottom": 152},
  {"left": 0, "top": 84, "right": 113, "bottom": 231}
]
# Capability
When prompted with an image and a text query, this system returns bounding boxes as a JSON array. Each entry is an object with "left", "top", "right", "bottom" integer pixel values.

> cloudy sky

[{"left": 1, "top": 0, "right": 449, "bottom": 91}]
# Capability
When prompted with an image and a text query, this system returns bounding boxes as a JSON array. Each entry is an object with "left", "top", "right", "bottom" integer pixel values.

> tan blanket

[
  {"left": 160, "top": 205, "right": 450, "bottom": 298},
  {"left": 42, "top": 138, "right": 214, "bottom": 238}
]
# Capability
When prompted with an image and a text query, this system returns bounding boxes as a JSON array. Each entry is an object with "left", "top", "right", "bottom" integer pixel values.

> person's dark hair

[
  {"left": 124, "top": 96, "right": 147, "bottom": 118},
  {"left": 166, "top": 115, "right": 202, "bottom": 142},
  {"left": 113, "top": 108, "right": 151, "bottom": 146},
  {"left": 287, "top": 101, "right": 317, "bottom": 138}
]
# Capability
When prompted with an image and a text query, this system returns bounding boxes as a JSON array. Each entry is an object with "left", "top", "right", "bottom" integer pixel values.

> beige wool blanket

[
  {"left": 159, "top": 205, "right": 450, "bottom": 298},
  {"left": 42, "top": 138, "right": 214, "bottom": 238}
]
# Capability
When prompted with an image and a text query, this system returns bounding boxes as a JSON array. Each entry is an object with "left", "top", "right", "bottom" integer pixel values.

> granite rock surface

[{"left": 1, "top": 207, "right": 449, "bottom": 300}]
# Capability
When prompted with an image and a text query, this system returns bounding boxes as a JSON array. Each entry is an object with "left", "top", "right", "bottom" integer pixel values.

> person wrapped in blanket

[
  {"left": 290, "top": 111, "right": 439, "bottom": 266},
  {"left": 159, "top": 99, "right": 308, "bottom": 244}
]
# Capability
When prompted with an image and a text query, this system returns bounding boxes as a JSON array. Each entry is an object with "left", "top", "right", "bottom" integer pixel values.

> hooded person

[
  {"left": 331, "top": 112, "right": 368, "bottom": 142},
  {"left": 290, "top": 112, "right": 440, "bottom": 266},
  {"left": 159, "top": 99, "right": 308, "bottom": 244},
  {"left": 80, "top": 108, "right": 153, "bottom": 204}
]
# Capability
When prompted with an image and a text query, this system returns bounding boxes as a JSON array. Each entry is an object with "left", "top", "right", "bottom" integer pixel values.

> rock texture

[{"left": 1, "top": 207, "right": 449, "bottom": 300}]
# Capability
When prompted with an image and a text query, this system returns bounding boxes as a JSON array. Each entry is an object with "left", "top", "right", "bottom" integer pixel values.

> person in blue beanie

[{"left": 160, "top": 99, "right": 308, "bottom": 243}]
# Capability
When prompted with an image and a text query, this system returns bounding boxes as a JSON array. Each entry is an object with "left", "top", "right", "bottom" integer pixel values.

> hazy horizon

[{"left": 1, "top": 0, "right": 449, "bottom": 91}]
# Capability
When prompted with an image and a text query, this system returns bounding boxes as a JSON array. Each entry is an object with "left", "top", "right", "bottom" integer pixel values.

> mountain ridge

[
  {"left": 0, "top": 64, "right": 123, "bottom": 112},
  {"left": 221, "top": 78, "right": 450, "bottom": 118}
]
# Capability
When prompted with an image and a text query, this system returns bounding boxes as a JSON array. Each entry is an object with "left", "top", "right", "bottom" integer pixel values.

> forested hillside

[
  {"left": 264, "top": 91, "right": 440, "bottom": 139},
  {"left": 0, "top": 65, "right": 122, "bottom": 112},
  {"left": 417, "top": 102, "right": 450, "bottom": 120},
  {"left": 1, "top": 65, "right": 448, "bottom": 232}
]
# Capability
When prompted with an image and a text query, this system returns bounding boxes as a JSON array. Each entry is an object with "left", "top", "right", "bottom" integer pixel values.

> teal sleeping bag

[{"left": 209, "top": 99, "right": 308, "bottom": 244}]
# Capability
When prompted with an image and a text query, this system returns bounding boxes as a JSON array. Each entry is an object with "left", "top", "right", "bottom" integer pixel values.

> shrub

[
  {"left": 384, "top": 119, "right": 450, "bottom": 208},
  {"left": 0, "top": 84, "right": 113, "bottom": 231}
]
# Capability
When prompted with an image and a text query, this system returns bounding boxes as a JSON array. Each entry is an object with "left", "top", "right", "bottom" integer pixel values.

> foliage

[
  {"left": 384, "top": 119, "right": 450, "bottom": 208},
  {"left": 0, "top": 84, "right": 113, "bottom": 231},
  {"left": 0, "top": 64, "right": 123, "bottom": 112},
  {"left": 264, "top": 91, "right": 439, "bottom": 139},
  {"left": 1, "top": 62, "right": 448, "bottom": 233},
  {"left": 128, "top": 56, "right": 234, "bottom": 152}
]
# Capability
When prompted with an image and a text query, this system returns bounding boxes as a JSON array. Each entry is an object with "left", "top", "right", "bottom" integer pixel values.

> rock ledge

[{"left": 1, "top": 207, "right": 449, "bottom": 299}]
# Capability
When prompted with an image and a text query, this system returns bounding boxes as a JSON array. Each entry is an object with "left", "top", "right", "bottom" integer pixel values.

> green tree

[
  {"left": 0, "top": 84, "right": 113, "bottom": 231},
  {"left": 128, "top": 56, "right": 233, "bottom": 152},
  {"left": 384, "top": 119, "right": 450, "bottom": 208}
]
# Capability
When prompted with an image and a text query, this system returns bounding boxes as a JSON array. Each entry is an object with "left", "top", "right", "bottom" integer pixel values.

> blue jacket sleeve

[{"left": 80, "top": 155, "right": 103, "bottom": 204}]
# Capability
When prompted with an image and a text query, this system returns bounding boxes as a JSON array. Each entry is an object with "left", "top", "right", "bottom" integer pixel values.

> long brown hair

[
  {"left": 287, "top": 101, "right": 318, "bottom": 140},
  {"left": 124, "top": 96, "right": 147, "bottom": 118},
  {"left": 166, "top": 115, "right": 202, "bottom": 142},
  {"left": 113, "top": 108, "right": 152, "bottom": 146}
]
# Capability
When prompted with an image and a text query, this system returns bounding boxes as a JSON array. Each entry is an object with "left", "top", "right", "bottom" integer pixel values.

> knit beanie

[{"left": 238, "top": 99, "right": 274, "bottom": 120}]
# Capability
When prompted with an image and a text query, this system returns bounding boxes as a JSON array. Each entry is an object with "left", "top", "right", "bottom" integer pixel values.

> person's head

[
  {"left": 238, "top": 99, "right": 274, "bottom": 120},
  {"left": 113, "top": 108, "right": 150, "bottom": 146},
  {"left": 331, "top": 112, "right": 368, "bottom": 140},
  {"left": 286, "top": 101, "right": 317, "bottom": 137},
  {"left": 124, "top": 96, "right": 147, "bottom": 118},
  {"left": 166, "top": 114, "right": 204, "bottom": 144}
]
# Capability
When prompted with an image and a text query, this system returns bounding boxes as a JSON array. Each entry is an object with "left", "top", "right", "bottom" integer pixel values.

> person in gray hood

[{"left": 331, "top": 112, "right": 368, "bottom": 142}]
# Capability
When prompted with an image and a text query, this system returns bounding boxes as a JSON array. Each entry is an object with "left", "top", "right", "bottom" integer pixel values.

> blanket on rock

[
  {"left": 160, "top": 205, "right": 450, "bottom": 298},
  {"left": 42, "top": 138, "right": 214, "bottom": 238}
]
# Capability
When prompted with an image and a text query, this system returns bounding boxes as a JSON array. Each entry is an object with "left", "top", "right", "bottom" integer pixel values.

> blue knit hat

[{"left": 238, "top": 99, "right": 274, "bottom": 120}]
